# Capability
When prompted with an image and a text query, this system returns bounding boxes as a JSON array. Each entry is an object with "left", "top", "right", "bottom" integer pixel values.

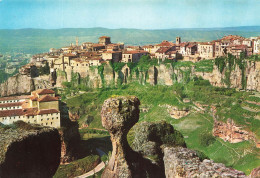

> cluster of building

[
  {"left": 23, "top": 35, "right": 260, "bottom": 76},
  {"left": 0, "top": 89, "right": 61, "bottom": 128}
]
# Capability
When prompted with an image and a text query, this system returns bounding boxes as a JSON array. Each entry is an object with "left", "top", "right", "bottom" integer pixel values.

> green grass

[
  {"left": 53, "top": 155, "right": 100, "bottom": 178},
  {"left": 194, "top": 59, "right": 214, "bottom": 72}
]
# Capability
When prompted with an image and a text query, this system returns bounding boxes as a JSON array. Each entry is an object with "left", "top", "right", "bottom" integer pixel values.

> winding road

[{"left": 74, "top": 148, "right": 106, "bottom": 178}]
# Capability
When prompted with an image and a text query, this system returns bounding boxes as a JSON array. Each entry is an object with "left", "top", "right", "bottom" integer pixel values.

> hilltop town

[{"left": 26, "top": 35, "right": 260, "bottom": 73}]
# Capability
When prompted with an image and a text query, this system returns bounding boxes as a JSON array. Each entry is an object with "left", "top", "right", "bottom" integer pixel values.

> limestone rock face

[
  {"left": 103, "top": 64, "right": 114, "bottom": 87},
  {"left": 250, "top": 166, "right": 260, "bottom": 178},
  {"left": 87, "top": 67, "right": 102, "bottom": 88},
  {"left": 163, "top": 147, "right": 246, "bottom": 178},
  {"left": 157, "top": 64, "right": 174, "bottom": 86},
  {"left": 132, "top": 121, "right": 186, "bottom": 166},
  {"left": 0, "top": 74, "right": 51, "bottom": 97},
  {"left": 195, "top": 61, "right": 260, "bottom": 91},
  {"left": 0, "top": 123, "right": 61, "bottom": 178},
  {"left": 101, "top": 96, "right": 163, "bottom": 178}
]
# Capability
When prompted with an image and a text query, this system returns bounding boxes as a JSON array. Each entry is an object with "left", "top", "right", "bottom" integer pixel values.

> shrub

[
  {"left": 194, "top": 150, "right": 209, "bottom": 161},
  {"left": 199, "top": 132, "right": 216, "bottom": 147}
]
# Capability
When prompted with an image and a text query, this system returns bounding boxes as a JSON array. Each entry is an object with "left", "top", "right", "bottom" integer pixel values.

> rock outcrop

[
  {"left": 132, "top": 121, "right": 186, "bottom": 167},
  {"left": 59, "top": 102, "right": 81, "bottom": 164},
  {"left": 163, "top": 147, "right": 246, "bottom": 178},
  {"left": 0, "top": 73, "right": 52, "bottom": 97},
  {"left": 0, "top": 122, "right": 61, "bottom": 178},
  {"left": 195, "top": 61, "right": 260, "bottom": 91},
  {"left": 2, "top": 60, "right": 259, "bottom": 97},
  {"left": 250, "top": 166, "right": 260, "bottom": 178},
  {"left": 101, "top": 96, "right": 163, "bottom": 178}
]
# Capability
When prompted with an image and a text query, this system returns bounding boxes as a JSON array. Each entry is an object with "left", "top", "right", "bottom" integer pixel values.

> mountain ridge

[{"left": 1, "top": 26, "right": 260, "bottom": 54}]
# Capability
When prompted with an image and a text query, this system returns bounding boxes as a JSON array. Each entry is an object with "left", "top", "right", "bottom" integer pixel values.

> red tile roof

[
  {"left": 0, "top": 102, "right": 23, "bottom": 108},
  {"left": 0, "top": 95, "right": 30, "bottom": 102},
  {"left": 64, "top": 53, "right": 77, "bottom": 57},
  {"left": 38, "top": 95, "right": 59, "bottom": 102},
  {"left": 123, "top": 50, "right": 148, "bottom": 54},
  {"left": 0, "top": 108, "right": 38, "bottom": 117},
  {"left": 156, "top": 47, "right": 172, "bottom": 53},
  {"left": 33, "top": 89, "right": 55, "bottom": 95},
  {"left": 99, "top": 36, "right": 110, "bottom": 38},
  {"left": 0, "top": 109, "right": 24, "bottom": 117},
  {"left": 156, "top": 40, "right": 175, "bottom": 47},
  {"left": 92, "top": 44, "right": 105, "bottom": 47},
  {"left": 143, "top": 45, "right": 154, "bottom": 48}
]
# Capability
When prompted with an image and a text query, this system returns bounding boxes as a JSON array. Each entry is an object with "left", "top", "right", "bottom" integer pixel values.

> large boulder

[
  {"left": 132, "top": 121, "right": 186, "bottom": 166},
  {"left": 0, "top": 122, "right": 61, "bottom": 178},
  {"left": 101, "top": 96, "right": 164, "bottom": 178}
]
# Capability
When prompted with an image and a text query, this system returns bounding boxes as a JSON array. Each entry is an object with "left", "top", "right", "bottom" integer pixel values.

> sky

[{"left": 0, "top": 0, "right": 259, "bottom": 29}]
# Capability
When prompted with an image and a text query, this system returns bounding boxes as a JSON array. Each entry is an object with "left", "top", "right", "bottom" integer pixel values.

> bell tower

[{"left": 176, "top": 37, "right": 181, "bottom": 45}]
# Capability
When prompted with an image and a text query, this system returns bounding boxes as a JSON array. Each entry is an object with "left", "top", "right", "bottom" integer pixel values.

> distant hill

[{"left": 0, "top": 26, "right": 260, "bottom": 54}]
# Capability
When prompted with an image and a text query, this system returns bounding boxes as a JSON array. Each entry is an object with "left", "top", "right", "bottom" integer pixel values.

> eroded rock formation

[
  {"left": 163, "top": 147, "right": 246, "bottom": 178},
  {"left": 132, "top": 121, "right": 186, "bottom": 167},
  {"left": 0, "top": 73, "right": 52, "bottom": 97},
  {"left": 0, "top": 122, "right": 61, "bottom": 178},
  {"left": 101, "top": 96, "right": 163, "bottom": 178},
  {"left": 250, "top": 166, "right": 260, "bottom": 178}
]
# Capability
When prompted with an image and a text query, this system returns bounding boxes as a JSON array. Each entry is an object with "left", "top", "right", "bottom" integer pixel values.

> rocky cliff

[
  {"left": 1, "top": 60, "right": 259, "bottom": 97},
  {"left": 0, "top": 121, "right": 61, "bottom": 178},
  {"left": 52, "top": 61, "right": 260, "bottom": 92},
  {"left": 163, "top": 147, "right": 246, "bottom": 178},
  {"left": 0, "top": 73, "right": 52, "bottom": 97},
  {"left": 195, "top": 61, "right": 260, "bottom": 91}
]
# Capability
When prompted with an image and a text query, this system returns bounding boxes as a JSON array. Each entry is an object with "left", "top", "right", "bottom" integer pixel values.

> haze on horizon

[{"left": 0, "top": 0, "right": 259, "bottom": 30}]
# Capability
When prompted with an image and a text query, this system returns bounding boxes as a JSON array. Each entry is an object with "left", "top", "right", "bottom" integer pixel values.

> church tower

[{"left": 176, "top": 37, "right": 181, "bottom": 45}]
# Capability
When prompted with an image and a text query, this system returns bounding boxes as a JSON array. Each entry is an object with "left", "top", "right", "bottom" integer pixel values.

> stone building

[
  {"left": 0, "top": 89, "right": 61, "bottom": 128},
  {"left": 99, "top": 36, "right": 111, "bottom": 45},
  {"left": 198, "top": 42, "right": 215, "bottom": 59},
  {"left": 102, "top": 51, "right": 122, "bottom": 62},
  {"left": 155, "top": 47, "right": 175, "bottom": 60},
  {"left": 122, "top": 50, "right": 149, "bottom": 63},
  {"left": 253, "top": 38, "right": 260, "bottom": 54}
]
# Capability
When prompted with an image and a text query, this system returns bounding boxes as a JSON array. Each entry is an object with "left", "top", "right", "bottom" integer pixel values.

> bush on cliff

[{"left": 199, "top": 131, "right": 216, "bottom": 147}]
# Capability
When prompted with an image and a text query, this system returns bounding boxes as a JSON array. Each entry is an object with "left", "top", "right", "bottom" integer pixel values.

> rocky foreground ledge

[
  {"left": 101, "top": 96, "right": 249, "bottom": 178},
  {"left": 0, "top": 122, "right": 61, "bottom": 178},
  {"left": 163, "top": 147, "right": 246, "bottom": 178}
]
